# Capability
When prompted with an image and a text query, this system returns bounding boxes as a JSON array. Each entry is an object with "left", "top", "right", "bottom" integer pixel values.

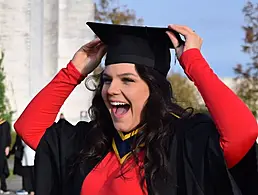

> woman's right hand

[{"left": 71, "top": 38, "right": 107, "bottom": 76}]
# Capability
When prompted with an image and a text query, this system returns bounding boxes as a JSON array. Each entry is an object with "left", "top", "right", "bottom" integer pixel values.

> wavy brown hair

[{"left": 80, "top": 64, "right": 192, "bottom": 194}]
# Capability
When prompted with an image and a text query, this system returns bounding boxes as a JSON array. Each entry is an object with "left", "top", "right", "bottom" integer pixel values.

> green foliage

[
  {"left": 167, "top": 73, "right": 207, "bottom": 112},
  {"left": 0, "top": 51, "right": 13, "bottom": 123},
  {"left": 11, "top": 131, "right": 17, "bottom": 148},
  {"left": 93, "top": 0, "right": 144, "bottom": 74},
  {"left": 94, "top": 0, "right": 143, "bottom": 25},
  {"left": 234, "top": 1, "right": 258, "bottom": 117},
  {"left": 93, "top": 2, "right": 205, "bottom": 114}
]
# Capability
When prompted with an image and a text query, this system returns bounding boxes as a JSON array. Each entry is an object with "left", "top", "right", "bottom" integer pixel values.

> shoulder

[
  {"left": 174, "top": 113, "right": 222, "bottom": 163},
  {"left": 45, "top": 119, "right": 93, "bottom": 138},
  {"left": 185, "top": 112, "right": 214, "bottom": 126},
  {"left": 178, "top": 113, "right": 218, "bottom": 137},
  {"left": 38, "top": 119, "right": 94, "bottom": 151},
  {"left": 166, "top": 112, "right": 217, "bottom": 135},
  {"left": 167, "top": 113, "right": 220, "bottom": 151},
  {"left": 169, "top": 112, "right": 222, "bottom": 161},
  {"left": 2, "top": 121, "right": 10, "bottom": 129},
  {"left": 3, "top": 121, "right": 10, "bottom": 126}
]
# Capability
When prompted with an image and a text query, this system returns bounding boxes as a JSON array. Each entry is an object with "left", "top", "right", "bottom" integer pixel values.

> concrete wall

[
  {"left": 0, "top": 0, "right": 33, "bottom": 122},
  {"left": 57, "top": 0, "right": 95, "bottom": 124},
  {"left": 0, "top": 0, "right": 95, "bottom": 125}
]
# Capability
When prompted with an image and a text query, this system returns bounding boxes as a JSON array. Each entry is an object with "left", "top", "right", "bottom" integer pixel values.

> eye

[
  {"left": 103, "top": 77, "right": 112, "bottom": 84},
  {"left": 122, "top": 77, "right": 135, "bottom": 83}
]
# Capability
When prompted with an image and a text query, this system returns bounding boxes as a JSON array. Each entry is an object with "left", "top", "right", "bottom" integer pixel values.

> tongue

[{"left": 116, "top": 106, "right": 128, "bottom": 115}]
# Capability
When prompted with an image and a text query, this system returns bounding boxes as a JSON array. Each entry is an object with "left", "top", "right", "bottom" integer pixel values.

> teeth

[{"left": 110, "top": 102, "right": 127, "bottom": 106}]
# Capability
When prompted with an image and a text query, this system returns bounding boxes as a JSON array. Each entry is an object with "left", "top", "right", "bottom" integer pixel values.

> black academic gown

[
  {"left": 0, "top": 121, "right": 11, "bottom": 178},
  {"left": 34, "top": 114, "right": 258, "bottom": 195}
]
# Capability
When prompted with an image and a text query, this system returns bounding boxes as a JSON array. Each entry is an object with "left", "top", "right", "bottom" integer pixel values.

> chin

[
  {"left": 114, "top": 125, "right": 131, "bottom": 133},
  {"left": 113, "top": 122, "right": 133, "bottom": 133}
]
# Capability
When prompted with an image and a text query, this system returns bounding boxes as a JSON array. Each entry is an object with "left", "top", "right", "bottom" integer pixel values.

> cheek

[
  {"left": 101, "top": 86, "right": 108, "bottom": 104},
  {"left": 133, "top": 100, "right": 147, "bottom": 115},
  {"left": 137, "top": 85, "right": 149, "bottom": 102},
  {"left": 130, "top": 86, "right": 149, "bottom": 113}
]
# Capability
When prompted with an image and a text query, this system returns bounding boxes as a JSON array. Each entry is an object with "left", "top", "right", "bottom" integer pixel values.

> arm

[
  {"left": 6, "top": 122, "right": 11, "bottom": 156},
  {"left": 180, "top": 48, "right": 258, "bottom": 168},
  {"left": 14, "top": 39, "right": 106, "bottom": 150},
  {"left": 14, "top": 61, "right": 85, "bottom": 150},
  {"left": 5, "top": 122, "right": 11, "bottom": 147}
]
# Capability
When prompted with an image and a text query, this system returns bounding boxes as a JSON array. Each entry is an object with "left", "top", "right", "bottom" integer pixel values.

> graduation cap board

[{"left": 86, "top": 22, "right": 184, "bottom": 77}]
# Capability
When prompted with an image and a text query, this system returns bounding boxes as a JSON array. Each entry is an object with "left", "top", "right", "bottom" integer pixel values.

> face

[{"left": 101, "top": 63, "right": 150, "bottom": 133}]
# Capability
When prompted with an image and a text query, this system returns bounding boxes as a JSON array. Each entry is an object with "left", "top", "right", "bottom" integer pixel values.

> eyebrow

[{"left": 103, "top": 73, "right": 138, "bottom": 77}]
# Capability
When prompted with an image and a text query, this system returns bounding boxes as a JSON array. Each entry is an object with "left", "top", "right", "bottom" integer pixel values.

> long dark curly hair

[{"left": 80, "top": 64, "right": 192, "bottom": 194}]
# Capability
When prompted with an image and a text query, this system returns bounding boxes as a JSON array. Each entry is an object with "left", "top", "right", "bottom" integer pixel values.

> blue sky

[{"left": 116, "top": 0, "right": 253, "bottom": 77}]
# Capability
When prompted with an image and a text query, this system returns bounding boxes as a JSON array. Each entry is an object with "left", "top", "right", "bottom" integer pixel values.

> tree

[
  {"left": 94, "top": 0, "right": 143, "bottom": 25},
  {"left": 93, "top": 0, "right": 143, "bottom": 75},
  {"left": 234, "top": 1, "right": 258, "bottom": 117},
  {"left": 167, "top": 73, "right": 207, "bottom": 112},
  {"left": 93, "top": 1, "right": 204, "bottom": 113},
  {"left": 0, "top": 50, "right": 13, "bottom": 122}
]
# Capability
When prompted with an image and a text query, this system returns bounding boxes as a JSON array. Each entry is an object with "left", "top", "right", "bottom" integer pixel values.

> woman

[
  {"left": 14, "top": 22, "right": 258, "bottom": 195},
  {"left": 10, "top": 136, "right": 35, "bottom": 195},
  {"left": 9, "top": 135, "right": 28, "bottom": 195},
  {"left": 9, "top": 135, "right": 23, "bottom": 178},
  {"left": 0, "top": 119, "right": 11, "bottom": 194},
  {"left": 20, "top": 141, "right": 35, "bottom": 195}
]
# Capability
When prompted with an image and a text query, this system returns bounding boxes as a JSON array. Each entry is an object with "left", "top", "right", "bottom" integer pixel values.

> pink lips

[{"left": 109, "top": 101, "right": 130, "bottom": 119}]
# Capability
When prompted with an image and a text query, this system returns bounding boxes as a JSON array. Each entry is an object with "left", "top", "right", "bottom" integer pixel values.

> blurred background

[
  {"left": 0, "top": 0, "right": 257, "bottom": 125},
  {"left": 0, "top": 0, "right": 257, "bottom": 193}
]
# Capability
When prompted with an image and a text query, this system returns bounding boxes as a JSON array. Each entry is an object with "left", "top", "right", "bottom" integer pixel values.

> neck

[
  {"left": 117, "top": 124, "right": 146, "bottom": 141},
  {"left": 113, "top": 124, "right": 146, "bottom": 164}
]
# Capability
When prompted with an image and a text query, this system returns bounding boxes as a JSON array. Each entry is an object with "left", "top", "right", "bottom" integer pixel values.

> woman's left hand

[{"left": 166, "top": 24, "right": 203, "bottom": 59}]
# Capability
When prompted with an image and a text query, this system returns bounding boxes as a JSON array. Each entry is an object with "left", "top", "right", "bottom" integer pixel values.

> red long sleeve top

[{"left": 14, "top": 49, "right": 258, "bottom": 195}]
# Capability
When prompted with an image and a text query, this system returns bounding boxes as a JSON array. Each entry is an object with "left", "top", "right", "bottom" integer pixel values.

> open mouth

[{"left": 110, "top": 102, "right": 131, "bottom": 117}]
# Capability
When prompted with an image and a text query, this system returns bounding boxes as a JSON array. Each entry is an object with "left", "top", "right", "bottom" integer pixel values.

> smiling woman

[
  {"left": 14, "top": 22, "right": 258, "bottom": 195},
  {"left": 101, "top": 63, "right": 150, "bottom": 132}
]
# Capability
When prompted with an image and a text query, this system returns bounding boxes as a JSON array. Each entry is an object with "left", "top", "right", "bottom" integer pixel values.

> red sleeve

[
  {"left": 14, "top": 61, "right": 86, "bottom": 150},
  {"left": 180, "top": 48, "right": 258, "bottom": 168}
]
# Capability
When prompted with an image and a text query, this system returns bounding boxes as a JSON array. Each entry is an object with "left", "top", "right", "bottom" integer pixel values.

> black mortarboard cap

[{"left": 86, "top": 22, "right": 184, "bottom": 77}]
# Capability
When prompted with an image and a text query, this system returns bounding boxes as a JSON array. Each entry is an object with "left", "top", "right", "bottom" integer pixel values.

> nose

[{"left": 107, "top": 80, "right": 121, "bottom": 95}]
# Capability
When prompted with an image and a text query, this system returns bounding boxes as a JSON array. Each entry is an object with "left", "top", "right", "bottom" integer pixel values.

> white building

[
  {"left": 0, "top": 0, "right": 95, "bottom": 125},
  {"left": 0, "top": 1, "right": 255, "bottom": 126}
]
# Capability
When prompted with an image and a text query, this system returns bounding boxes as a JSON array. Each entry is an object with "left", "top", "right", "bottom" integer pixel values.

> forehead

[{"left": 103, "top": 63, "right": 138, "bottom": 75}]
